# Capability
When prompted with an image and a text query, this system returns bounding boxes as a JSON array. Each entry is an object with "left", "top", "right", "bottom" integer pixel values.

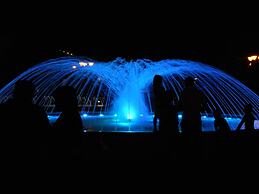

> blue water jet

[{"left": 0, "top": 57, "right": 258, "bottom": 129}]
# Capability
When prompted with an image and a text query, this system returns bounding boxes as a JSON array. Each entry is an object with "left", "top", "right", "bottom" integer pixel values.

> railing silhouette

[{"left": 39, "top": 96, "right": 106, "bottom": 113}]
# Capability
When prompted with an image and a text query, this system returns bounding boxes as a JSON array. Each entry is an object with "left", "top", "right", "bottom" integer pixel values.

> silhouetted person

[
  {"left": 236, "top": 104, "right": 255, "bottom": 132},
  {"left": 153, "top": 75, "right": 176, "bottom": 133},
  {"left": 177, "top": 77, "right": 206, "bottom": 159},
  {"left": 234, "top": 104, "right": 256, "bottom": 159},
  {"left": 214, "top": 109, "right": 231, "bottom": 134},
  {"left": 212, "top": 109, "right": 232, "bottom": 159},
  {"left": 178, "top": 77, "right": 206, "bottom": 135},
  {"left": 153, "top": 75, "right": 166, "bottom": 132},
  {"left": 52, "top": 86, "right": 83, "bottom": 159},
  {"left": 0, "top": 80, "right": 51, "bottom": 160},
  {"left": 152, "top": 75, "right": 179, "bottom": 156}
]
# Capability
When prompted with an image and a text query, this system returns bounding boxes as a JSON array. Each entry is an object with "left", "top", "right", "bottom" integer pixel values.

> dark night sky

[{"left": 1, "top": 5, "right": 258, "bottom": 92}]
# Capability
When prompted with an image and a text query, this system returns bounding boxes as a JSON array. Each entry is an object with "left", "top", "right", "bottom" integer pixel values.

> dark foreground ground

[
  {"left": 40, "top": 130, "right": 259, "bottom": 161},
  {"left": 3, "top": 131, "right": 259, "bottom": 161}
]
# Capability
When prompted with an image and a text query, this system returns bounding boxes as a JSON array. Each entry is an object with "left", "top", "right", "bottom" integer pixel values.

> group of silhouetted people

[
  {"left": 0, "top": 80, "right": 84, "bottom": 160},
  {"left": 153, "top": 75, "right": 207, "bottom": 136},
  {"left": 0, "top": 76, "right": 257, "bottom": 160},
  {"left": 152, "top": 75, "right": 256, "bottom": 135},
  {"left": 152, "top": 75, "right": 256, "bottom": 159}
]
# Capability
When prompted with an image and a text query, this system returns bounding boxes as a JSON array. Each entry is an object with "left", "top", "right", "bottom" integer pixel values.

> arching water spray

[{"left": 0, "top": 57, "right": 258, "bottom": 131}]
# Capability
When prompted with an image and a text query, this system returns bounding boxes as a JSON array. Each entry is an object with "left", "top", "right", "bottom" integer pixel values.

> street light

[
  {"left": 248, "top": 56, "right": 258, "bottom": 61},
  {"left": 247, "top": 55, "right": 258, "bottom": 67}
]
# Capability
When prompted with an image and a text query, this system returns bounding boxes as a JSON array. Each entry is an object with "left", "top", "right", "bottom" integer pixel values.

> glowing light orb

[
  {"left": 79, "top": 62, "right": 88, "bottom": 67},
  {"left": 248, "top": 55, "right": 258, "bottom": 61},
  {"left": 88, "top": 62, "right": 94, "bottom": 66}
]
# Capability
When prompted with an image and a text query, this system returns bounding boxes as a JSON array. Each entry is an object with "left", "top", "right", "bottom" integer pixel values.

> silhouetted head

[
  {"left": 13, "top": 80, "right": 35, "bottom": 103},
  {"left": 184, "top": 76, "right": 195, "bottom": 87},
  {"left": 153, "top": 75, "right": 163, "bottom": 88},
  {"left": 244, "top": 104, "right": 253, "bottom": 114},
  {"left": 54, "top": 86, "right": 78, "bottom": 112}
]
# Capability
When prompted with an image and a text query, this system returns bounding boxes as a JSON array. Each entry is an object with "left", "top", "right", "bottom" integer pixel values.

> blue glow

[
  {"left": 47, "top": 114, "right": 259, "bottom": 132},
  {"left": 127, "top": 115, "right": 133, "bottom": 120},
  {"left": 0, "top": 57, "right": 258, "bottom": 128}
]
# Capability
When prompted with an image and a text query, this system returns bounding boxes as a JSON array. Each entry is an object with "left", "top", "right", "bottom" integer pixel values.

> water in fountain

[{"left": 0, "top": 57, "right": 258, "bottom": 131}]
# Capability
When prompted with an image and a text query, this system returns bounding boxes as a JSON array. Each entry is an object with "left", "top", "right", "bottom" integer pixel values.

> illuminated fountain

[{"left": 0, "top": 57, "right": 258, "bottom": 132}]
